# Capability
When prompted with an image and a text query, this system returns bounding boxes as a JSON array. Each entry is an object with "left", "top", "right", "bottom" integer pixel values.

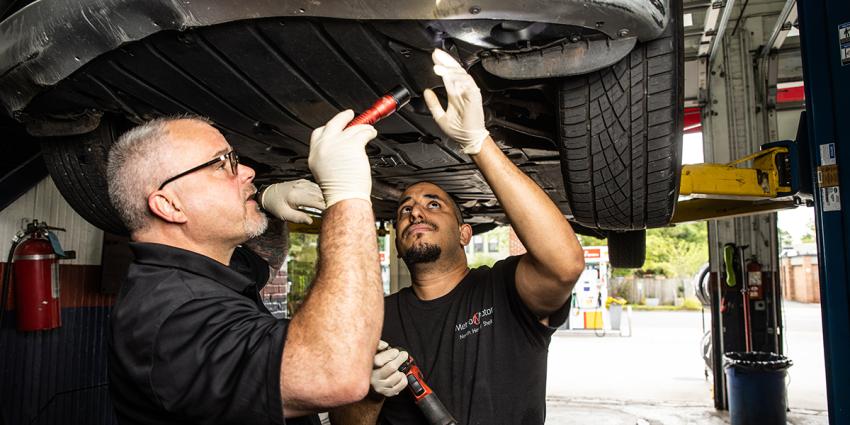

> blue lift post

[{"left": 797, "top": 0, "right": 850, "bottom": 423}]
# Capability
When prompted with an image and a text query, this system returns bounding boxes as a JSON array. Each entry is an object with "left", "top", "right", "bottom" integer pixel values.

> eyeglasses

[{"left": 158, "top": 150, "right": 240, "bottom": 190}]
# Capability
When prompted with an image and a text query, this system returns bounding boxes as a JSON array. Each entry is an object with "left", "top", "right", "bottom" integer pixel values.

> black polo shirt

[{"left": 108, "top": 242, "right": 318, "bottom": 425}]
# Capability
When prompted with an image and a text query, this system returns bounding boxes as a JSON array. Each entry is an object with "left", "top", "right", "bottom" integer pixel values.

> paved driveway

[
  {"left": 545, "top": 302, "right": 828, "bottom": 423},
  {"left": 547, "top": 310, "right": 712, "bottom": 404}
]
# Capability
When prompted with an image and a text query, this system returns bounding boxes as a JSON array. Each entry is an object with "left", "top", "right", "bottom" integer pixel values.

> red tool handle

[
  {"left": 346, "top": 86, "right": 411, "bottom": 128},
  {"left": 398, "top": 356, "right": 434, "bottom": 403},
  {"left": 398, "top": 354, "right": 457, "bottom": 425}
]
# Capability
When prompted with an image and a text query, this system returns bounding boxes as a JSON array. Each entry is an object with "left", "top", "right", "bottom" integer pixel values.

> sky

[{"left": 681, "top": 132, "right": 815, "bottom": 244}]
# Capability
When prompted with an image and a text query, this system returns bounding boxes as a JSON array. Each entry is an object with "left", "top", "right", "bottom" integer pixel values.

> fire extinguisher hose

[{"left": 0, "top": 236, "right": 22, "bottom": 331}]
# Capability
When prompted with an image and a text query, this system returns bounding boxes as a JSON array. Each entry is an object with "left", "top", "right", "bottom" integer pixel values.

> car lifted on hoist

[{"left": 0, "top": 0, "right": 685, "bottom": 267}]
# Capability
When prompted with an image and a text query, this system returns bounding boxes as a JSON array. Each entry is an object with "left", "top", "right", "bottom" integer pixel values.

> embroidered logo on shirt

[{"left": 454, "top": 306, "right": 494, "bottom": 340}]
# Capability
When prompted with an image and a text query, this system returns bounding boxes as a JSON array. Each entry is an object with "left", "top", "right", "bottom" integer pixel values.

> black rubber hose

[{"left": 0, "top": 238, "right": 21, "bottom": 332}]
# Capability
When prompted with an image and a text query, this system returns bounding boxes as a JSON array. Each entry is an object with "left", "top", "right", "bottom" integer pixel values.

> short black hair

[{"left": 397, "top": 181, "right": 464, "bottom": 225}]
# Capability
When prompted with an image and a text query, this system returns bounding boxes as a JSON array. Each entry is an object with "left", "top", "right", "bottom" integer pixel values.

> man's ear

[
  {"left": 148, "top": 190, "right": 188, "bottom": 224},
  {"left": 459, "top": 223, "right": 473, "bottom": 246},
  {"left": 394, "top": 225, "right": 403, "bottom": 258}
]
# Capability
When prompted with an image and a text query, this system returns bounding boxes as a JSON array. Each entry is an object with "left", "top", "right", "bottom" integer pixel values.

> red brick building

[{"left": 780, "top": 244, "right": 820, "bottom": 303}]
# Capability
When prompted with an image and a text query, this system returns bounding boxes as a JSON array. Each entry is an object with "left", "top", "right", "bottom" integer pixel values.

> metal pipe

[
  {"left": 684, "top": 1, "right": 713, "bottom": 11},
  {"left": 709, "top": 0, "right": 738, "bottom": 64},
  {"left": 697, "top": 3, "right": 722, "bottom": 57},
  {"left": 761, "top": 0, "right": 797, "bottom": 58},
  {"left": 739, "top": 245, "right": 752, "bottom": 352}
]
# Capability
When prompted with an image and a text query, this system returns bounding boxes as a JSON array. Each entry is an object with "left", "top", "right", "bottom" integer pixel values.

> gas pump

[{"left": 568, "top": 247, "right": 609, "bottom": 330}]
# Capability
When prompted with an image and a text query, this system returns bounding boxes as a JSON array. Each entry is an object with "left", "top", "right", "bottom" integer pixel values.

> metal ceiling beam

[
  {"left": 684, "top": 1, "right": 712, "bottom": 11},
  {"left": 761, "top": 0, "right": 798, "bottom": 57},
  {"left": 708, "top": 0, "right": 738, "bottom": 63},
  {"left": 697, "top": 0, "right": 723, "bottom": 56}
]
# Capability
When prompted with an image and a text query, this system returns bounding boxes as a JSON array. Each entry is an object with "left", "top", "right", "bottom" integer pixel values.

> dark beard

[{"left": 402, "top": 243, "right": 442, "bottom": 266}]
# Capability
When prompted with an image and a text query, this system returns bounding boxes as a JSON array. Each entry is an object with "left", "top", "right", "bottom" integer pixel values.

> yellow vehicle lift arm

[{"left": 672, "top": 140, "right": 811, "bottom": 224}]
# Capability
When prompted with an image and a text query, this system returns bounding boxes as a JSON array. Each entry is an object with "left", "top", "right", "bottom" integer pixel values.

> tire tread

[{"left": 557, "top": 16, "right": 683, "bottom": 231}]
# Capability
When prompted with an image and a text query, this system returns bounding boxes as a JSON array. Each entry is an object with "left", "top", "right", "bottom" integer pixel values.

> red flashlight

[{"left": 346, "top": 86, "right": 411, "bottom": 128}]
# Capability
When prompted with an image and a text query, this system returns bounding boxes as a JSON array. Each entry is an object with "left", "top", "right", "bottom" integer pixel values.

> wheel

[
  {"left": 41, "top": 120, "right": 129, "bottom": 236},
  {"left": 608, "top": 230, "right": 646, "bottom": 268},
  {"left": 470, "top": 223, "right": 499, "bottom": 235},
  {"left": 557, "top": 2, "right": 684, "bottom": 231}
]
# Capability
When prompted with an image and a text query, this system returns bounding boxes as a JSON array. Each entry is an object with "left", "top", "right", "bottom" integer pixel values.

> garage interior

[{"left": 0, "top": 0, "right": 848, "bottom": 423}]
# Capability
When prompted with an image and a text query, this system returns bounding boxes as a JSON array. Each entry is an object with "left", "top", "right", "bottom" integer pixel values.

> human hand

[
  {"left": 259, "top": 179, "right": 325, "bottom": 224},
  {"left": 308, "top": 110, "right": 378, "bottom": 207},
  {"left": 370, "top": 340, "right": 409, "bottom": 397},
  {"left": 423, "top": 48, "right": 490, "bottom": 155}
]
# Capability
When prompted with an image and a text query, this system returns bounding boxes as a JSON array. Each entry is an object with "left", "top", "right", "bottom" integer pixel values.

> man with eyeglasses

[{"left": 107, "top": 111, "right": 383, "bottom": 425}]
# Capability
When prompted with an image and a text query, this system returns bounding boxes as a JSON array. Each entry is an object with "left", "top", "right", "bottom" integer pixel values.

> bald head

[{"left": 107, "top": 115, "right": 212, "bottom": 233}]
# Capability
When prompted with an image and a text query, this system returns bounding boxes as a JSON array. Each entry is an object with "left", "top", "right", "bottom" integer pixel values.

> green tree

[
  {"left": 800, "top": 218, "right": 816, "bottom": 243},
  {"left": 577, "top": 234, "right": 606, "bottom": 247},
  {"left": 575, "top": 224, "right": 707, "bottom": 278},
  {"left": 466, "top": 226, "right": 511, "bottom": 268},
  {"left": 287, "top": 232, "right": 319, "bottom": 315},
  {"left": 641, "top": 223, "right": 708, "bottom": 277},
  {"left": 778, "top": 228, "right": 794, "bottom": 247}
]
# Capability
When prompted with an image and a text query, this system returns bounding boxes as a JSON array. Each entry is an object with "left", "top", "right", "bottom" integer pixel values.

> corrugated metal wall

[
  {"left": 0, "top": 178, "right": 103, "bottom": 264},
  {"left": 1, "top": 177, "right": 116, "bottom": 425}
]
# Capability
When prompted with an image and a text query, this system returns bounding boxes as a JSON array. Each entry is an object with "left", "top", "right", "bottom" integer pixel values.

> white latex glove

[
  {"left": 259, "top": 179, "right": 326, "bottom": 224},
  {"left": 423, "top": 48, "right": 490, "bottom": 155},
  {"left": 371, "top": 340, "right": 409, "bottom": 397},
  {"left": 308, "top": 110, "right": 378, "bottom": 207}
]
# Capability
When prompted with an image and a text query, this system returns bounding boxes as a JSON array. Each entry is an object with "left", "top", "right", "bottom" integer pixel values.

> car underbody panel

[
  {"left": 0, "top": 0, "right": 669, "bottom": 117},
  {"left": 16, "top": 18, "right": 582, "bottom": 226},
  {"left": 1, "top": 0, "right": 682, "bottom": 240}
]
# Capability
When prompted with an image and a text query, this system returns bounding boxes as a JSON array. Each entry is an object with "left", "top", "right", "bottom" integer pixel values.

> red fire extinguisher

[
  {"left": 746, "top": 256, "right": 764, "bottom": 301},
  {"left": 1, "top": 220, "right": 74, "bottom": 332}
]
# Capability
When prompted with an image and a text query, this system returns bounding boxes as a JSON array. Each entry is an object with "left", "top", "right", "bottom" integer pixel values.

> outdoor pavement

[
  {"left": 545, "top": 397, "right": 828, "bottom": 424},
  {"left": 544, "top": 302, "right": 829, "bottom": 424}
]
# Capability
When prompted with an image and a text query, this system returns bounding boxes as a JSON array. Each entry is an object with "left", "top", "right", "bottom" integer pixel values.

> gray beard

[
  {"left": 244, "top": 209, "right": 269, "bottom": 239},
  {"left": 402, "top": 243, "right": 442, "bottom": 266}
]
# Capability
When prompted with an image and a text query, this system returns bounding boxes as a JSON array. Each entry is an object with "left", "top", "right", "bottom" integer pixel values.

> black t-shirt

[
  {"left": 379, "top": 256, "right": 570, "bottom": 425},
  {"left": 108, "top": 243, "right": 318, "bottom": 425}
]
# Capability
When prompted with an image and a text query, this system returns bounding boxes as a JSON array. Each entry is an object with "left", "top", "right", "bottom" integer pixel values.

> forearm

[
  {"left": 328, "top": 397, "right": 384, "bottom": 425},
  {"left": 281, "top": 199, "right": 384, "bottom": 412},
  {"left": 425, "top": 47, "right": 581, "bottom": 317},
  {"left": 472, "top": 137, "right": 584, "bottom": 279}
]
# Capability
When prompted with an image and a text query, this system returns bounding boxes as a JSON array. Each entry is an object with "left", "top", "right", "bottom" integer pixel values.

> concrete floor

[
  {"left": 545, "top": 302, "right": 829, "bottom": 424},
  {"left": 320, "top": 303, "right": 829, "bottom": 424},
  {"left": 546, "top": 397, "right": 828, "bottom": 424}
]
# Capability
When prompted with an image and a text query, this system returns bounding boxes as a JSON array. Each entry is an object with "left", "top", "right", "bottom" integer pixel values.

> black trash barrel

[{"left": 723, "top": 352, "right": 793, "bottom": 425}]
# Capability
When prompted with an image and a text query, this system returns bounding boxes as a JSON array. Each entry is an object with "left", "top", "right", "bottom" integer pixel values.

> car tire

[
  {"left": 557, "top": 6, "right": 684, "bottom": 231},
  {"left": 608, "top": 229, "right": 646, "bottom": 268},
  {"left": 40, "top": 121, "right": 129, "bottom": 236}
]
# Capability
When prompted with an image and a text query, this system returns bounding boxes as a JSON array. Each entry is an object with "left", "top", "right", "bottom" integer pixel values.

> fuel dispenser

[{"left": 568, "top": 247, "right": 609, "bottom": 330}]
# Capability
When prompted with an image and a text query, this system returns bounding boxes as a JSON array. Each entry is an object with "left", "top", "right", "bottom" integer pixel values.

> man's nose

[
  {"left": 409, "top": 203, "right": 426, "bottom": 221},
  {"left": 238, "top": 163, "right": 255, "bottom": 183}
]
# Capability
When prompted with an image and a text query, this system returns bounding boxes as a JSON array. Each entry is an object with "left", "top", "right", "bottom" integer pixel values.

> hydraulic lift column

[{"left": 797, "top": 0, "right": 850, "bottom": 422}]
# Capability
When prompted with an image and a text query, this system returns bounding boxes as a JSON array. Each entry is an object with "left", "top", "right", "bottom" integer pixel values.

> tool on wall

[{"left": 722, "top": 243, "right": 752, "bottom": 352}]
